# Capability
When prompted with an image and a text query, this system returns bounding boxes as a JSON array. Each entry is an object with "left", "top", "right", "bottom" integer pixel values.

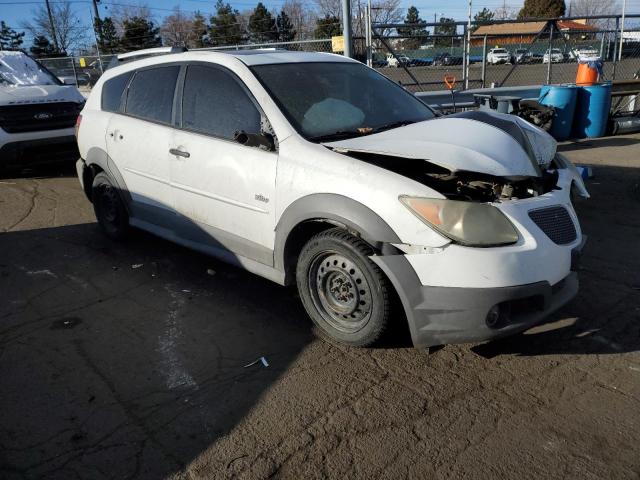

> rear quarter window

[
  {"left": 125, "top": 66, "right": 180, "bottom": 124},
  {"left": 101, "top": 72, "right": 133, "bottom": 112}
]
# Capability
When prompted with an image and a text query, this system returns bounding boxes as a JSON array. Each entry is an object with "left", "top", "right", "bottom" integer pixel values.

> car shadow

[{"left": 0, "top": 221, "right": 314, "bottom": 479}]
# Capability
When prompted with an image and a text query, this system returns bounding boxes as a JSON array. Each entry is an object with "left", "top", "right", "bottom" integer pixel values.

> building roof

[
  {"left": 556, "top": 20, "right": 598, "bottom": 32},
  {"left": 472, "top": 21, "right": 547, "bottom": 36}
]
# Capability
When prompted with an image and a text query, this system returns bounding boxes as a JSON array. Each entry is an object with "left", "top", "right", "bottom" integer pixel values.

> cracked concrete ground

[{"left": 1, "top": 135, "right": 640, "bottom": 479}]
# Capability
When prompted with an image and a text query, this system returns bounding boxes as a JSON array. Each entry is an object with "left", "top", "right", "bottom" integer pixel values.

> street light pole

[
  {"left": 618, "top": 0, "right": 626, "bottom": 61},
  {"left": 342, "top": 0, "right": 353, "bottom": 57}
]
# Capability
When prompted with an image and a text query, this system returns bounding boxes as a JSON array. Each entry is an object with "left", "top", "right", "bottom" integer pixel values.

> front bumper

[
  {"left": 372, "top": 251, "right": 580, "bottom": 348},
  {"left": 0, "top": 127, "right": 78, "bottom": 167}
]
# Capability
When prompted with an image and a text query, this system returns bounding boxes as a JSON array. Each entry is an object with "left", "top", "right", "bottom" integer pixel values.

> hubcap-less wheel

[
  {"left": 99, "top": 185, "right": 120, "bottom": 224},
  {"left": 308, "top": 251, "right": 372, "bottom": 333}
]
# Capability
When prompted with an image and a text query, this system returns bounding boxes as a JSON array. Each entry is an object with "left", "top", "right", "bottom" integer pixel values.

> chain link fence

[{"left": 32, "top": 15, "right": 639, "bottom": 95}]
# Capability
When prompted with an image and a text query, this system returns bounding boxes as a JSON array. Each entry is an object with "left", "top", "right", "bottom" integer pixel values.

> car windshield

[
  {"left": 516, "top": 49, "right": 527, "bottom": 53},
  {"left": 493, "top": 49, "right": 508, "bottom": 53},
  {"left": 0, "top": 51, "right": 60, "bottom": 86},
  {"left": 550, "top": 49, "right": 562, "bottom": 54},
  {"left": 251, "top": 62, "right": 436, "bottom": 141}
]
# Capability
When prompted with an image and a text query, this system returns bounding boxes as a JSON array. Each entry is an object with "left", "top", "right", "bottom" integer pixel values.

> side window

[
  {"left": 125, "top": 66, "right": 180, "bottom": 124},
  {"left": 182, "top": 65, "right": 261, "bottom": 140},
  {"left": 101, "top": 71, "right": 132, "bottom": 112}
]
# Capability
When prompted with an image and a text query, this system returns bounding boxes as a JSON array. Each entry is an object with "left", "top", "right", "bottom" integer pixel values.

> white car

[
  {"left": 0, "top": 50, "right": 85, "bottom": 170},
  {"left": 386, "top": 53, "right": 410, "bottom": 68},
  {"left": 543, "top": 48, "right": 565, "bottom": 63},
  {"left": 76, "top": 49, "right": 588, "bottom": 348},
  {"left": 569, "top": 47, "right": 600, "bottom": 62},
  {"left": 487, "top": 48, "right": 511, "bottom": 65}
]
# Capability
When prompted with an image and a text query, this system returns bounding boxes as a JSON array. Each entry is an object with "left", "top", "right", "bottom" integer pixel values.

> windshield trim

[{"left": 249, "top": 61, "right": 437, "bottom": 143}]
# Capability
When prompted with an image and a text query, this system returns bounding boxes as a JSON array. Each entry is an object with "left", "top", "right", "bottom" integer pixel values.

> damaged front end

[{"left": 325, "top": 110, "right": 588, "bottom": 204}]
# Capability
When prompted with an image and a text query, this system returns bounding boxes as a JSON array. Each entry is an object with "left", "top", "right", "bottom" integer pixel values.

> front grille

[
  {"left": 0, "top": 102, "right": 82, "bottom": 133},
  {"left": 528, "top": 206, "right": 577, "bottom": 245}
]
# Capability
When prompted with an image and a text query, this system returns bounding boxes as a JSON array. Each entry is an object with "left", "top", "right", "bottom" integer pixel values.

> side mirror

[{"left": 234, "top": 130, "right": 275, "bottom": 151}]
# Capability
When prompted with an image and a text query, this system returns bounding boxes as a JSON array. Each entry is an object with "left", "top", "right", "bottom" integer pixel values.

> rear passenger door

[
  {"left": 170, "top": 64, "right": 277, "bottom": 265},
  {"left": 106, "top": 64, "right": 179, "bottom": 228}
]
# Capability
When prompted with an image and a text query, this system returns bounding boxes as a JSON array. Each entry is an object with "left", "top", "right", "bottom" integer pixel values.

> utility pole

[
  {"left": 44, "top": 0, "right": 60, "bottom": 52},
  {"left": 464, "top": 0, "right": 472, "bottom": 89},
  {"left": 365, "top": 0, "right": 372, "bottom": 66},
  {"left": 91, "top": 0, "right": 103, "bottom": 47},
  {"left": 342, "top": 0, "right": 353, "bottom": 57},
  {"left": 618, "top": 0, "right": 627, "bottom": 61}
]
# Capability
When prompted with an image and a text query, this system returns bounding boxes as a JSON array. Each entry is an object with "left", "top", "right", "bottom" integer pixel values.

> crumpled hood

[
  {"left": 325, "top": 111, "right": 556, "bottom": 178},
  {"left": 0, "top": 84, "right": 85, "bottom": 106}
]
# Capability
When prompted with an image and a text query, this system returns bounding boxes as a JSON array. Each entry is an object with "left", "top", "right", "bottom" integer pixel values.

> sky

[{"left": 1, "top": 0, "right": 639, "bottom": 47}]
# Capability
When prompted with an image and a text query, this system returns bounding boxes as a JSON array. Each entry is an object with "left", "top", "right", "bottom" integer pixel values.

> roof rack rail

[{"left": 106, "top": 46, "right": 187, "bottom": 70}]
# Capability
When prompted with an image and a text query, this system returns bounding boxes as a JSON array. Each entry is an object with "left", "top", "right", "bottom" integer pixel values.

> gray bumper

[{"left": 371, "top": 255, "right": 579, "bottom": 348}]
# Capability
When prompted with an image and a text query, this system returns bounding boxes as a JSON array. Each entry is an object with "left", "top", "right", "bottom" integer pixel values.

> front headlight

[{"left": 399, "top": 196, "right": 519, "bottom": 247}]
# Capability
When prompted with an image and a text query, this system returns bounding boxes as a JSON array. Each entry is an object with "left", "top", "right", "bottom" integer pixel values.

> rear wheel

[
  {"left": 92, "top": 172, "right": 129, "bottom": 240},
  {"left": 296, "top": 228, "right": 393, "bottom": 347}
]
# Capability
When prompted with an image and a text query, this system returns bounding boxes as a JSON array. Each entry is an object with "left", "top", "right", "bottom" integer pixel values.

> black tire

[
  {"left": 296, "top": 228, "right": 393, "bottom": 347},
  {"left": 91, "top": 172, "right": 129, "bottom": 240}
]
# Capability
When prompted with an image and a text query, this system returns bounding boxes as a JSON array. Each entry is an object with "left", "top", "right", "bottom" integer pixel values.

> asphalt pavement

[{"left": 1, "top": 136, "right": 639, "bottom": 479}]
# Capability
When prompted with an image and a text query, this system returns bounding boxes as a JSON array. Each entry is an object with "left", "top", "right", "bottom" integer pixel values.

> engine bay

[{"left": 340, "top": 150, "right": 560, "bottom": 202}]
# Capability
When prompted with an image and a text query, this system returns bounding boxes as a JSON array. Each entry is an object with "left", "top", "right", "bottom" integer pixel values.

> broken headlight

[{"left": 399, "top": 196, "right": 519, "bottom": 247}]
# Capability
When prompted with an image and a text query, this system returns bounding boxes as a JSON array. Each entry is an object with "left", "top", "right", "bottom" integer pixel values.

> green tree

[
  {"left": 249, "top": 3, "right": 277, "bottom": 43},
  {"left": 94, "top": 17, "right": 120, "bottom": 54},
  {"left": 120, "top": 16, "right": 161, "bottom": 51},
  {"left": 314, "top": 15, "right": 341, "bottom": 39},
  {"left": 193, "top": 11, "right": 209, "bottom": 47},
  {"left": 210, "top": 0, "right": 243, "bottom": 46},
  {"left": 518, "top": 0, "right": 565, "bottom": 19},
  {"left": 434, "top": 17, "right": 456, "bottom": 47},
  {"left": 474, "top": 7, "right": 495, "bottom": 24},
  {"left": 276, "top": 10, "right": 296, "bottom": 42},
  {"left": 29, "top": 35, "right": 56, "bottom": 57},
  {"left": 397, "top": 6, "right": 428, "bottom": 50},
  {"left": 0, "top": 21, "right": 25, "bottom": 50}
]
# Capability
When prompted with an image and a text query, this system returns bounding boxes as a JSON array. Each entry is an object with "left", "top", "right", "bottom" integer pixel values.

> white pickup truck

[{"left": 0, "top": 50, "right": 85, "bottom": 171}]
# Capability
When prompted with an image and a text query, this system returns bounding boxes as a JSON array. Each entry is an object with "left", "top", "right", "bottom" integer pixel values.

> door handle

[{"left": 169, "top": 148, "right": 190, "bottom": 158}]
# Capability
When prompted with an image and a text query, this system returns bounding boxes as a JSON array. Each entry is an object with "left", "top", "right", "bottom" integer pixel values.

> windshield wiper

[
  {"left": 310, "top": 130, "right": 365, "bottom": 142},
  {"left": 372, "top": 120, "right": 418, "bottom": 133}
]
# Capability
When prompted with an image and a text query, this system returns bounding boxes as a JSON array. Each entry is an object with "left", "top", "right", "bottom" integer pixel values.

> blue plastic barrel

[
  {"left": 572, "top": 82, "right": 612, "bottom": 139},
  {"left": 538, "top": 85, "right": 579, "bottom": 141}
]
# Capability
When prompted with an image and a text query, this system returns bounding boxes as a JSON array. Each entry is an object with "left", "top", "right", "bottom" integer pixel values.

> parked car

[
  {"left": 76, "top": 49, "right": 588, "bottom": 348},
  {"left": 569, "top": 47, "right": 600, "bottom": 62},
  {"left": 409, "top": 57, "right": 433, "bottom": 67},
  {"left": 0, "top": 50, "right": 84, "bottom": 171},
  {"left": 487, "top": 48, "right": 511, "bottom": 64},
  {"left": 512, "top": 48, "right": 532, "bottom": 64},
  {"left": 55, "top": 68, "right": 91, "bottom": 86},
  {"left": 432, "top": 52, "right": 463, "bottom": 66},
  {"left": 543, "top": 48, "right": 565, "bottom": 63},
  {"left": 386, "top": 53, "right": 411, "bottom": 67}
]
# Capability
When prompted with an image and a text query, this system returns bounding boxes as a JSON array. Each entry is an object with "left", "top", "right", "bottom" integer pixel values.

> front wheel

[{"left": 296, "top": 228, "right": 393, "bottom": 347}]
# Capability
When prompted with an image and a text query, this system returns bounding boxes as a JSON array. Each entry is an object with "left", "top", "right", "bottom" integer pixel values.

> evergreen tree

[
  {"left": 314, "top": 15, "right": 341, "bottom": 39},
  {"left": 474, "top": 7, "right": 495, "bottom": 24},
  {"left": 0, "top": 21, "right": 25, "bottom": 50},
  {"left": 249, "top": 3, "right": 277, "bottom": 43},
  {"left": 518, "top": 0, "right": 565, "bottom": 19},
  {"left": 120, "top": 16, "right": 161, "bottom": 51},
  {"left": 94, "top": 17, "right": 120, "bottom": 54},
  {"left": 434, "top": 17, "right": 456, "bottom": 47},
  {"left": 210, "top": 0, "right": 243, "bottom": 46},
  {"left": 276, "top": 10, "right": 296, "bottom": 42},
  {"left": 397, "top": 6, "right": 428, "bottom": 50},
  {"left": 193, "top": 11, "right": 209, "bottom": 47},
  {"left": 30, "top": 35, "right": 56, "bottom": 57}
]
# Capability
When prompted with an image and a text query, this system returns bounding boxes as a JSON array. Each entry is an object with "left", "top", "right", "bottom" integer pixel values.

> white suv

[
  {"left": 1, "top": 50, "right": 85, "bottom": 170},
  {"left": 486, "top": 48, "right": 511, "bottom": 64},
  {"left": 76, "top": 49, "right": 588, "bottom": 348}
]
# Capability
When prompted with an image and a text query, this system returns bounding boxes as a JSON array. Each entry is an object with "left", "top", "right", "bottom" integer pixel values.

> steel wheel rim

[
  {"left": 100, "top": 186, "right": 119, "bottom": 223},
  {"left": 308, "top": 251, "right": 372, "bottom": 333}
]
